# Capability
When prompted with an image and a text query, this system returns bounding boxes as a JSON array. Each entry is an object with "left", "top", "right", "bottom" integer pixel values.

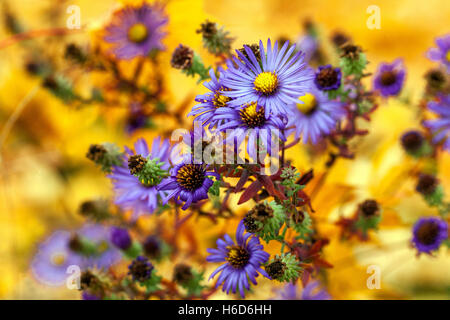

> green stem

[{"left": 279, "top": 224, "right": 288, "bottom": 254}]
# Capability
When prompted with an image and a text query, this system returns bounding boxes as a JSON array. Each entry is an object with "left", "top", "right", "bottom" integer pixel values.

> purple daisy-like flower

[
  {"left": 213, "top": 102, "right": 286, "bottom": 160},
  {"left": 157, "top": 153, "right": 218, "bottom": 210},
  {"left": 206, "top": 221, "right": 270, "bottom": 298},
  {"left": 188, "top": 68, "right": 233, "bottom": 128},
  {"left": 427, "top": 34, "right": 450, "bottom": 73},
  {"left": 373, "top": 59, "right": 406, "bottom": 97},
  {"left": 423, "top": 94, "right": 450, "bottom": 151},
  {"left": 31, "top": 231, "right": 86, "bottom": 286},
  {"left": 108, "top": 137, "right": 171, "bottom": 220},
  {"left": 78, "top": 224, "right": 122, "bottom": 269},
  {"left": 104, "top": 4, "right": 167, "bottom": 60},
  {"left": 287, "top": 88, "right": 345, "bottom": 144},
  {"left": 221, "top": 39, "right": 314, "bottom": 118},
  {"left": 412, "top": 217, "right": 448, "bottom": 254},
  {"left": 81, "top": 292, "right": 101, "bottom": 300},
  {"left": 314, "top": 65, "right": 342, "bottom": 91}
]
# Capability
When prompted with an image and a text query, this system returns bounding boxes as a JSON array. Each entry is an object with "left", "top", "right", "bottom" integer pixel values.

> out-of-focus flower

[
  {"left": 31, "top": 231, "right": 85, "bottom": 286},
  {"left": 273, "top": 281, "right": 331, "bottom": 300},
  {"left": 103, "top": 3, "right": 168, "bottom": 59},
  {"left": 206, "top": 221, "right": 270, "bottom": 297},
  {"left": 401, "top": 130, "right": 431, "bottom": 157},
  {"left": 221, "top": 39, "right": 314, "bottom": 118},
  {"left": 427, "top": 34, "right": 450, "bottom": 73},
  {"left": 296, "top": 35, "right": 318, "bottom": 62},
  {"left": 373, "top": 59, "right": 406, "bottom": 97},
  {"left": 423, "top": 94, "right": 450, "bottom": 151},
  {"left": 128, "top": 256, "right": 154, "bottom": 282},
  {"left": 142, "top": 235, "right": 162, "bottom": 259},
  {"left": 81, "top": 291, "right": 101, "bottom": 300},
  {"left": 412, "top": 217, "right": 448, "bottom": 254},
  {"left": 314, "top": 65, "right": 342, "bottom": 91},
  {"left": 301, "top": 281, "right": 332, "bottom": 300},
  {"left": 189, "top": 68, "right": 232, "bottom": 128},
  {"left": 158, "top": 154, "right": 218, "bottom": 210},
  {"left": 214, "top": 102, "right": 286, "bottom": 160},
  {"left": 287, "top": 88, "right": 345, "bottom": 144},
  {"left": 108, "top": 138, "right": 171, "bottom": 220},
  {"left": 77, "top": 224, "right": 122, "bottom": 269},
  {"left": 110, "top": 227, "right": 132, "bottom": 250}
]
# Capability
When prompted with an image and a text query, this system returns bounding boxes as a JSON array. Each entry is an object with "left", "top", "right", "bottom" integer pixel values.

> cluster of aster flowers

[{"left": 22, "top": 2, "right": 450, "bottom": 300}]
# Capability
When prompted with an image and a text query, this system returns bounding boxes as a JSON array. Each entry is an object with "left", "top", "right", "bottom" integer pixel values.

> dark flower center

[
  {"left": 401, "top": 131, "right": 423, "bottom": 152},
  {"left": 265, "top": 259, "right": 286, "bottom": 279},
  {"left": 380, "top": 71, "right": 397, "bottom": 86},
  {"left": 68, "top": 235, "right": 82, "bottom": 253},
  {"left": 239, "top": 43, "right": 261, "bottom": 63},
  {"left": 213, "top": 87, "right": 231, "bottom": 108},
  {"left": 243, "top": 215, "right": 260, "bottom": 233},
  {"left": 316, "top": 67, "right": 339, "bottom": 88},
  {"left": 171, "top": 45, "right": 194, "bottom": 70},
  {"left": 196, "top": 20, "right": 217, "bottom": 39},
  {"left": 340, "top": 44, "right": 361, "bottom": 60},
  {"left": 226, "top": 245, "right": 250, "bottom": 269},
  {"left": 128, "top": 154, "right": 147, "bottom": 175},
  {"left": 331, "top": 31, "right": 350, "bottom": 48},
  {"left": 239, "top": 103, "right": 266, "bottom": 128},
  {"left": 425, "top": 69, "right": 445, "bottom": 89},
  {"left": 143, "top": 236, "right": 161, "bottom": 258},
  {"left": 176, "top": 164, "right": 206, "bottom": 191},
  {"left": 173, "top": 264, "right": 193, "bottom": 285},
  {"left": 416, "top": 174, "right": 438, "bottom": 195},
  {"left": 80, "top": 271, "right": 99, "bottom": 290},
  {"left": 128, "top": 257, "right": 154, "bottom": 282},
  {"left": 86, "top": 144, "right": 107, "bottom": 162},
  {"left": 359, "top": 199, "right": 379, "bottom": 217},
  {"left": 416, "top": 221, "right": 440, "bottom": 245}
]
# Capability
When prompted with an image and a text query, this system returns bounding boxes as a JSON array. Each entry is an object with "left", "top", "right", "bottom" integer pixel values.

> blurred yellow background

[{"left": 0, "top": 0, "right": 449, "bottom": 299}]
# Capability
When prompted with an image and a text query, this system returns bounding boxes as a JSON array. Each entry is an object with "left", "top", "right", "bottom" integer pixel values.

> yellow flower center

[
  {"left": 50, "top": 252, "right": 67, "bottom": 266},
  {"left": 213, "top": 90, "right": 231, "bottom": 108},
  {"left": 446, "top": 50, "right": 450, "bottom": 62},
  {"left": 239, "top": 102, "right": 266, "bottom": 128},
  {"left": 297, "top": 93, "right": 317, "bottom": 115},
  {"left": 254, "top": 71, "right": 278, "bottom": 95},
  {"left": 97, "top": 241, "right": 109, "bottom": 254},
  {"left": 128, "top": 23, "right": 148, "bottom": 43},
  {"left": 226, "top": 245, "right": 250, "bottom": 268}
]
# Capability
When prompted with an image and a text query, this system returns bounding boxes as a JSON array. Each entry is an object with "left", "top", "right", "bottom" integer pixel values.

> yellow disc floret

[
  {"left": 297, "top": 93, "right": 317, "bottom": 115},
  {"left": 50, "top": 252, "right": 67, "bottom": 266},
  {"left": 128, "top": 23, "right": 148, "bottom": 43},
  {"left": 254, "top": 71, "right": 278, "bottom": 95},
  {"left": 239, "top": 102, "right": 266, "bottom": 128},
  {"left": 213, "top": 89, "right": 231, "bottom": 108},
  {"left": 446, "top": 50, "right": 450, "bottom": 62}
]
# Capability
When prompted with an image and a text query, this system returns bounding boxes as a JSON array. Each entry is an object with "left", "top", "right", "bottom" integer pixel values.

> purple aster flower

[
  {"left": 77, "top": 224, "right": 122, "bottom": 269},
  {"left": 423, "top": 94, "right": 450, "bottom": 151},
  {"left": 412, "top": 217, "right": 448, "bottom": 254},
  {"left": 314, "top": 65, "right": 342, "bottom": 91},
  {"left": 427, "top": 34, "right": 450, "bottom": 73},
  {"left": 110, "top": 227, "right": 132, "bottom": 250},
  {"left": 104, "top": 4, "right": 167, "bottom": 60},
  {"left": 221, "top": 39, "right": 314, "bottom": 118},
  {"left": 373, "top": 59, "right": 406, "bottom": 97},
  {"left": 157, "top": 154, "right": 218, "bottom": 210},
  {"left": 188, "top": 68, "right": 232, "bottom": 128},
  {"left": 287, "top": 88, "right": 345, "bottom": 144},
  {"left": 125, "top": 102, "right": 148, "bottom": 134},
  {"left": 108, "top": 137, "right": 171, "bottom": 220},
  {"left": 206, "top": 221, "right": 270, "bottom": 298},
  {"left": 31, "top": 231, "right": 86, "bottom": 286},
  {"left": 128, "top": 256, "right": 154, "bottom": 282},
  {"left": 301, "top": 281, "right": 331, "bottom": 300},
  {"left": 213, "top": 102, "right": 286, "bottom": 160}
]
